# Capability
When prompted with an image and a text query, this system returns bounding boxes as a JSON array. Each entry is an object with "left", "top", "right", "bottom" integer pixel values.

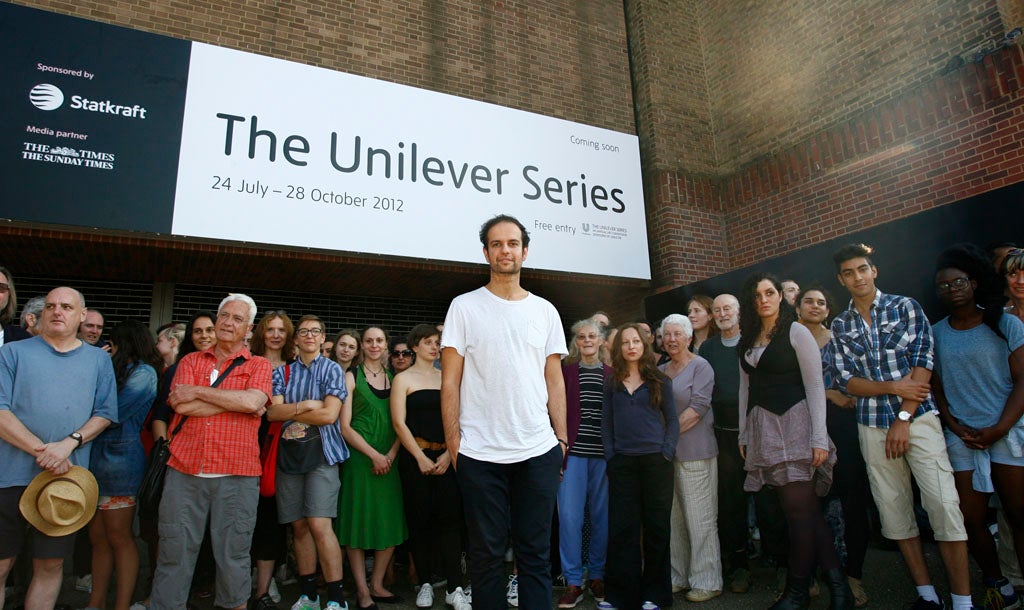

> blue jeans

[
  {"left": 457, "top": 445, "right": 561, "bottom": 610},
  {"left": 557, "top": 455, "right": 609, "bottom": 585}
]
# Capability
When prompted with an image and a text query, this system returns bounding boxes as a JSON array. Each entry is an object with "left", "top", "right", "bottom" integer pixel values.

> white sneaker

[
  {"left": 290, "top": 595, "right": 321, "bottom": 610},
  {"left": 268, "top": 578, "right": 282, "bottom": 603},
  {"left": 416, "top": 583, "right": 434, "bottom": 608},
  {"left": 445, "top": 586, "right": 471, "bottom": 610},
  {"left": 506, "top": 574, "right": 519, "bottom": 607},
  {"left": 76, "top": 574, "right": 93, "bottom": 593},
  {"left": 129, "top": 603, "right": 148, "bottom": 610},
  {"left": 641, "top": 602, "right": 660, "bottom": 610}
]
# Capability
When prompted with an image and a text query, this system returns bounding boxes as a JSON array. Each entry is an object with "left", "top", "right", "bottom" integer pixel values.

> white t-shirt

[{"left": 442, "top": 286, "right": 568, "bottom": 463}]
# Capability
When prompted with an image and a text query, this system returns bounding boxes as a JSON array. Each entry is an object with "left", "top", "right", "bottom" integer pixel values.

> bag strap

[{"left": 169, "top": 356, "right": 248, "bottom": 440}]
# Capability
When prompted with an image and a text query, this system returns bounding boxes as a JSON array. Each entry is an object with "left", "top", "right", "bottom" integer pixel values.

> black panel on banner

[
  {"left": 645, "top": 181, "right": 1024, "bottom": 324},
  {"left": 0, "top": 3, "right": 191, "bottom": 234}
]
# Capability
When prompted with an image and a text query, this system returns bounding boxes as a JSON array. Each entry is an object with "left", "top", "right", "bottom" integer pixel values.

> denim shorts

[{"left": 944, "top": 429, "right": 1024, "bottom": 471}]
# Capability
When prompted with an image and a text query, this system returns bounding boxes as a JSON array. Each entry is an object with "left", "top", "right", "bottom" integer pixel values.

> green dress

[{"left": 335, "top": 366, "right": 408, "bottom": 549}]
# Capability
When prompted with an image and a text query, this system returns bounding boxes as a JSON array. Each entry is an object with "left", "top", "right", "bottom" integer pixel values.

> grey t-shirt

[{"left": 0, "top": 337, "right": 118, "bottom": 487}]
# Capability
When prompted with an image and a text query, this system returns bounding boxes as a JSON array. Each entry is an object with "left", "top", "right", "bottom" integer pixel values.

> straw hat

[{"left": 19, "top": 466, "right": 98, "bottom": 536}]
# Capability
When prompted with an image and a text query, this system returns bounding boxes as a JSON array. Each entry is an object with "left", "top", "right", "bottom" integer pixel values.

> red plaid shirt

[{"left": 167, "top": 347, "right": 272, "bottom": 476}]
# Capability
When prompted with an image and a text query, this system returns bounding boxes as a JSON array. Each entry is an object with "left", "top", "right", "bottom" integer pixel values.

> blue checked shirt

[
  {"left": 272, "top": 355, "right": 350, "bottom": 465},
  {"left": 828, "top": 289, "right": 936, "bottom": 428}
]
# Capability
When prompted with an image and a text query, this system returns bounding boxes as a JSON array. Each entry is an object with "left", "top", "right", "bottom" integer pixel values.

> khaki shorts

[{"left": 857, "top": 413, "right": 966, "bottom": 542}]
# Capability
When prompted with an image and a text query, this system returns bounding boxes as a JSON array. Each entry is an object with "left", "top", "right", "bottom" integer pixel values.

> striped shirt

[
  {"left": 272, "top": 354, "right": 350, "bottom": 465},
  {"left": 829, "top": 289, "right": 936, "bottom": 428},
  {"left": 569, "top": 363, "right": 605, "bottom": 458},
  {"left": 168, "top": 347, "right": 272, "bottom": 476}
]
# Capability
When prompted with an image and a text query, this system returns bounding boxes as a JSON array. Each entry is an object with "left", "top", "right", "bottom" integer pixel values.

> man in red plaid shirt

[{"left": 151, "top": 293, "right": 272, "bottom": 610}]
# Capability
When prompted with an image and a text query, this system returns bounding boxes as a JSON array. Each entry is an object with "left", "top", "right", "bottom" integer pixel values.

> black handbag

[{"left": 136, "top": 356, "right": 246, "bottom": 519}]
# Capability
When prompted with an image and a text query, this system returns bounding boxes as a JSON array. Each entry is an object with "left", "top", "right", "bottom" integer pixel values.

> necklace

[{"left": 364, "top": 363, "right": 385, "bottom": 377}]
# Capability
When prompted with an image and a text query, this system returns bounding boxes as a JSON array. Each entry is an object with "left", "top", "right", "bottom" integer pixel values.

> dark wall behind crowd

[{"left": 645, "top": 181, "right": 1024, "bottom": 324}]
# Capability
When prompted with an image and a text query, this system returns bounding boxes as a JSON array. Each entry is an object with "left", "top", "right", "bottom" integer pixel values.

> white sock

[
  {"left": 950, "top": 592, "right": 972, "bottom": 609},
  {"left": 916, "top": 585, "right": 939, "bottom": 603}
]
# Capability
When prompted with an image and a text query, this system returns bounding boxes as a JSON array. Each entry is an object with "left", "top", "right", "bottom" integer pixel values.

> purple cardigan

[{"left": 562, "top": 361, "right": 613, "bottom": 467}]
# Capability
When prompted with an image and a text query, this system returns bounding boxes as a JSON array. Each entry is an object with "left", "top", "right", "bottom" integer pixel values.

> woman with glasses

[
  {"left": 0, "top": 265, "right": 30, "bottom": 347},
  {"left": 249, "top": 312, "right": 296, "bottom": 610},
  {"left": 337, "top": 326, "right": 408, "bottom": 609},
  {"left": 934, "top": 244, "right": 1024, "bottom": 610},
  {"left": 389, "top": 337, "right": 414, "bottom": 374},
  {"left": 330, "top": 329, "right": 362, "bottom": 373}
]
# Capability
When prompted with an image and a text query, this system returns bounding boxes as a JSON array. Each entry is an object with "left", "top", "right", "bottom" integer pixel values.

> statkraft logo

[
  {"left": 28, "top": 83, "right": 147, "bottom": 119},
  {"left": 29, "top": 83, "right": 64, "bottom": 110}
]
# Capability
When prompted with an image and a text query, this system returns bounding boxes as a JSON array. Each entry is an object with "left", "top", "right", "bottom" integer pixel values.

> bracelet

[
  {"left": 294, "top": 403, "right": 299, "bottom": 417},
  {"left": 557, "top": 438, "right": 568, "bottom": 448}
]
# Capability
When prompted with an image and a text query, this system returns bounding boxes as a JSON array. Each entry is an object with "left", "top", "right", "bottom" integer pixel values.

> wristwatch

[
  {"left": 897, "top": 410, "right": 913, "bottom": 423},
  {"left": 68, "top": 432, "right": 84, "bottom": 446}
]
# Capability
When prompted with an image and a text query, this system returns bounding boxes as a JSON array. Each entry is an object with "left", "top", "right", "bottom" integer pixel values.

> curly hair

[
  {"left": 936, "top": 242, "right": 1006, "bottom": 340},
  {"left": 737, "top": 273, "right": 798, "bottom": 356},
  {"left": 609, "top": 323, "right": 668, "bottom": 409}
]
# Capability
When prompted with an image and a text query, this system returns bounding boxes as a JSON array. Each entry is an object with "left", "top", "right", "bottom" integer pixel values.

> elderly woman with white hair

[{"left": 658, "top": 313, "right": 723, "bottom": 603}]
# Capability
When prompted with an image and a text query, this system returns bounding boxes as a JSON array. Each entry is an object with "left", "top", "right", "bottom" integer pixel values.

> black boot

[
  {"left": 824, "top": 568, "right": 855, "bottom": 610},
  {"left": 768, "top": 573, "right": 811, "bottom": 610}
]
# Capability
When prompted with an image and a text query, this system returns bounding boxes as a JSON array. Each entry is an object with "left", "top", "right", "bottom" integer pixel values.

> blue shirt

[
  {"left": 92, "top": 362, "right": 157, "bottom": 495},
  {"left": 272, "top": 355, "right": 350, "bottom": 465},
  {"left": 0, "top": 337, "right": 118, "bottom": 487},
  {"left": 933, "top": 313, "right": 1024, "bottom": 429},
  {"left": 829, "top": 289, "right": 936, "bottom": 428},
  {"left": 602, "top": 376, "right": 678, "bottom": 461}
]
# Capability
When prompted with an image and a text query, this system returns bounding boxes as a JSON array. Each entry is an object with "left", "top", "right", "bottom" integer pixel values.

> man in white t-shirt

[{"left": 441, "top": 214, "right": 568, "bottom": 610}]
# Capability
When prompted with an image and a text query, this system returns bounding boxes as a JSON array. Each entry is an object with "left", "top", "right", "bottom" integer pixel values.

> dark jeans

[
  {"left": 400, "top": 448, "right": 464, "bottom": 590},
  {"left": 605, "top": 453, "right": 673, "bottom": 610},
  {"left": 457, "top": 445, "right": 561, "bottom": 610},
  {"left": 715, "top": 428, "right": 748, "bottom": 572},
  {"left": 827, "top": 404, "right": 871, "bottom": 579}
]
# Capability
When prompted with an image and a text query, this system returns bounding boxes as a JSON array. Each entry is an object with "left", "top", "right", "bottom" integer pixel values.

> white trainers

[
  {"left": 445, "top": 586, "right": 471, "bottom": 610},
  {"left": 268, "top": 578, "right": 282, "bottom": 604},
  {"left": 324, "top": 602, "right": 347, "bottom": 610},
  {"left": 506, "top": 574, "right": 519, "bottom": 607},
  {"left": 290, "top": 595, "right": 321, "bottom": 610},
  {"left": 416, "top": 583, "right": 434, "bottom": 608},
  {"left": 76, "top": 574, "right": 93, "bottom": 593}
]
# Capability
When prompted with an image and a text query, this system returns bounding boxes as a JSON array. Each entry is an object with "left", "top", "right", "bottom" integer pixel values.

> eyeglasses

[
  {"left": 391, "top": 349, "right": 413, "bottom": 358},
  {"left": 296, "top": 328, "right": 324, "bottom": 337},
  {"left": 935, "top": 277, "right": 970, "bottom": 293},
  {"left": 265, "top": 309, "right": 287, "bottom": 316},
  {"left": 0, "top": 283, "right": 9, "bottom": 293}
]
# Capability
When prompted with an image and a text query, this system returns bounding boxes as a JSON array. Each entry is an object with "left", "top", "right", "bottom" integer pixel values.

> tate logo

[{"left": 30, "top": 84, "right": 64, "bottom": 111}]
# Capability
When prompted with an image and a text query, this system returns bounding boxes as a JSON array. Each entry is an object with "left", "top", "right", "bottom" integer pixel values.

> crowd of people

[{"left": 0, "top": 221, "right": 1023, "bottom": 610}]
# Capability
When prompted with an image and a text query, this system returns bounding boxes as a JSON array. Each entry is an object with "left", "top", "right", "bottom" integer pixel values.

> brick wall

[{"left": 13, "top": 0, "right": 635, "bottom": 134}]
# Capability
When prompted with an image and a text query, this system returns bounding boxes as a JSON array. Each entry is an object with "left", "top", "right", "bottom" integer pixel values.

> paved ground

[{"left": 28, "top": 539, "right": 992, "bottom": 610}]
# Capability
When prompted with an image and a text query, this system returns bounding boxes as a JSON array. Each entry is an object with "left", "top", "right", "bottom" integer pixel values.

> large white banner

[{"left": 173, "top": 44, "right": 650, "bottom": 279}]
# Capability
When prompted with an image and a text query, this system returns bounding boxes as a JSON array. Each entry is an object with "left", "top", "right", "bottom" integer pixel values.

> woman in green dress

[{"left": 337, "top": 325, "right": 408, "bottom": 609}]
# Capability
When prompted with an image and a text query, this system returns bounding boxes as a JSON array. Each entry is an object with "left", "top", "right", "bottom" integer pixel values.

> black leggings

[{"left": 776, "top": 481, "right": 840, "bottom": 578}]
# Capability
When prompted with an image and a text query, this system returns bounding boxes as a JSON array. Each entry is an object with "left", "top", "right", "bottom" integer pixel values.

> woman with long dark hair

[
  {"left": 87, "top": 320, "right": 161, "bottom": 610},
  {"left": 1003, "top": 248, "right": 1024, "bottom": 326},
  {"left": 599, "top": 324, "right": 678, "bottom": 610},
  {"left": 796, "top": 285, "right": 871, "bottom": 607},
  {"left": 934, "top": 243, "right": 1024, "bottom": 610},
  {"left": 737, "top": 273, "right": 851, "bottom": 610}
]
